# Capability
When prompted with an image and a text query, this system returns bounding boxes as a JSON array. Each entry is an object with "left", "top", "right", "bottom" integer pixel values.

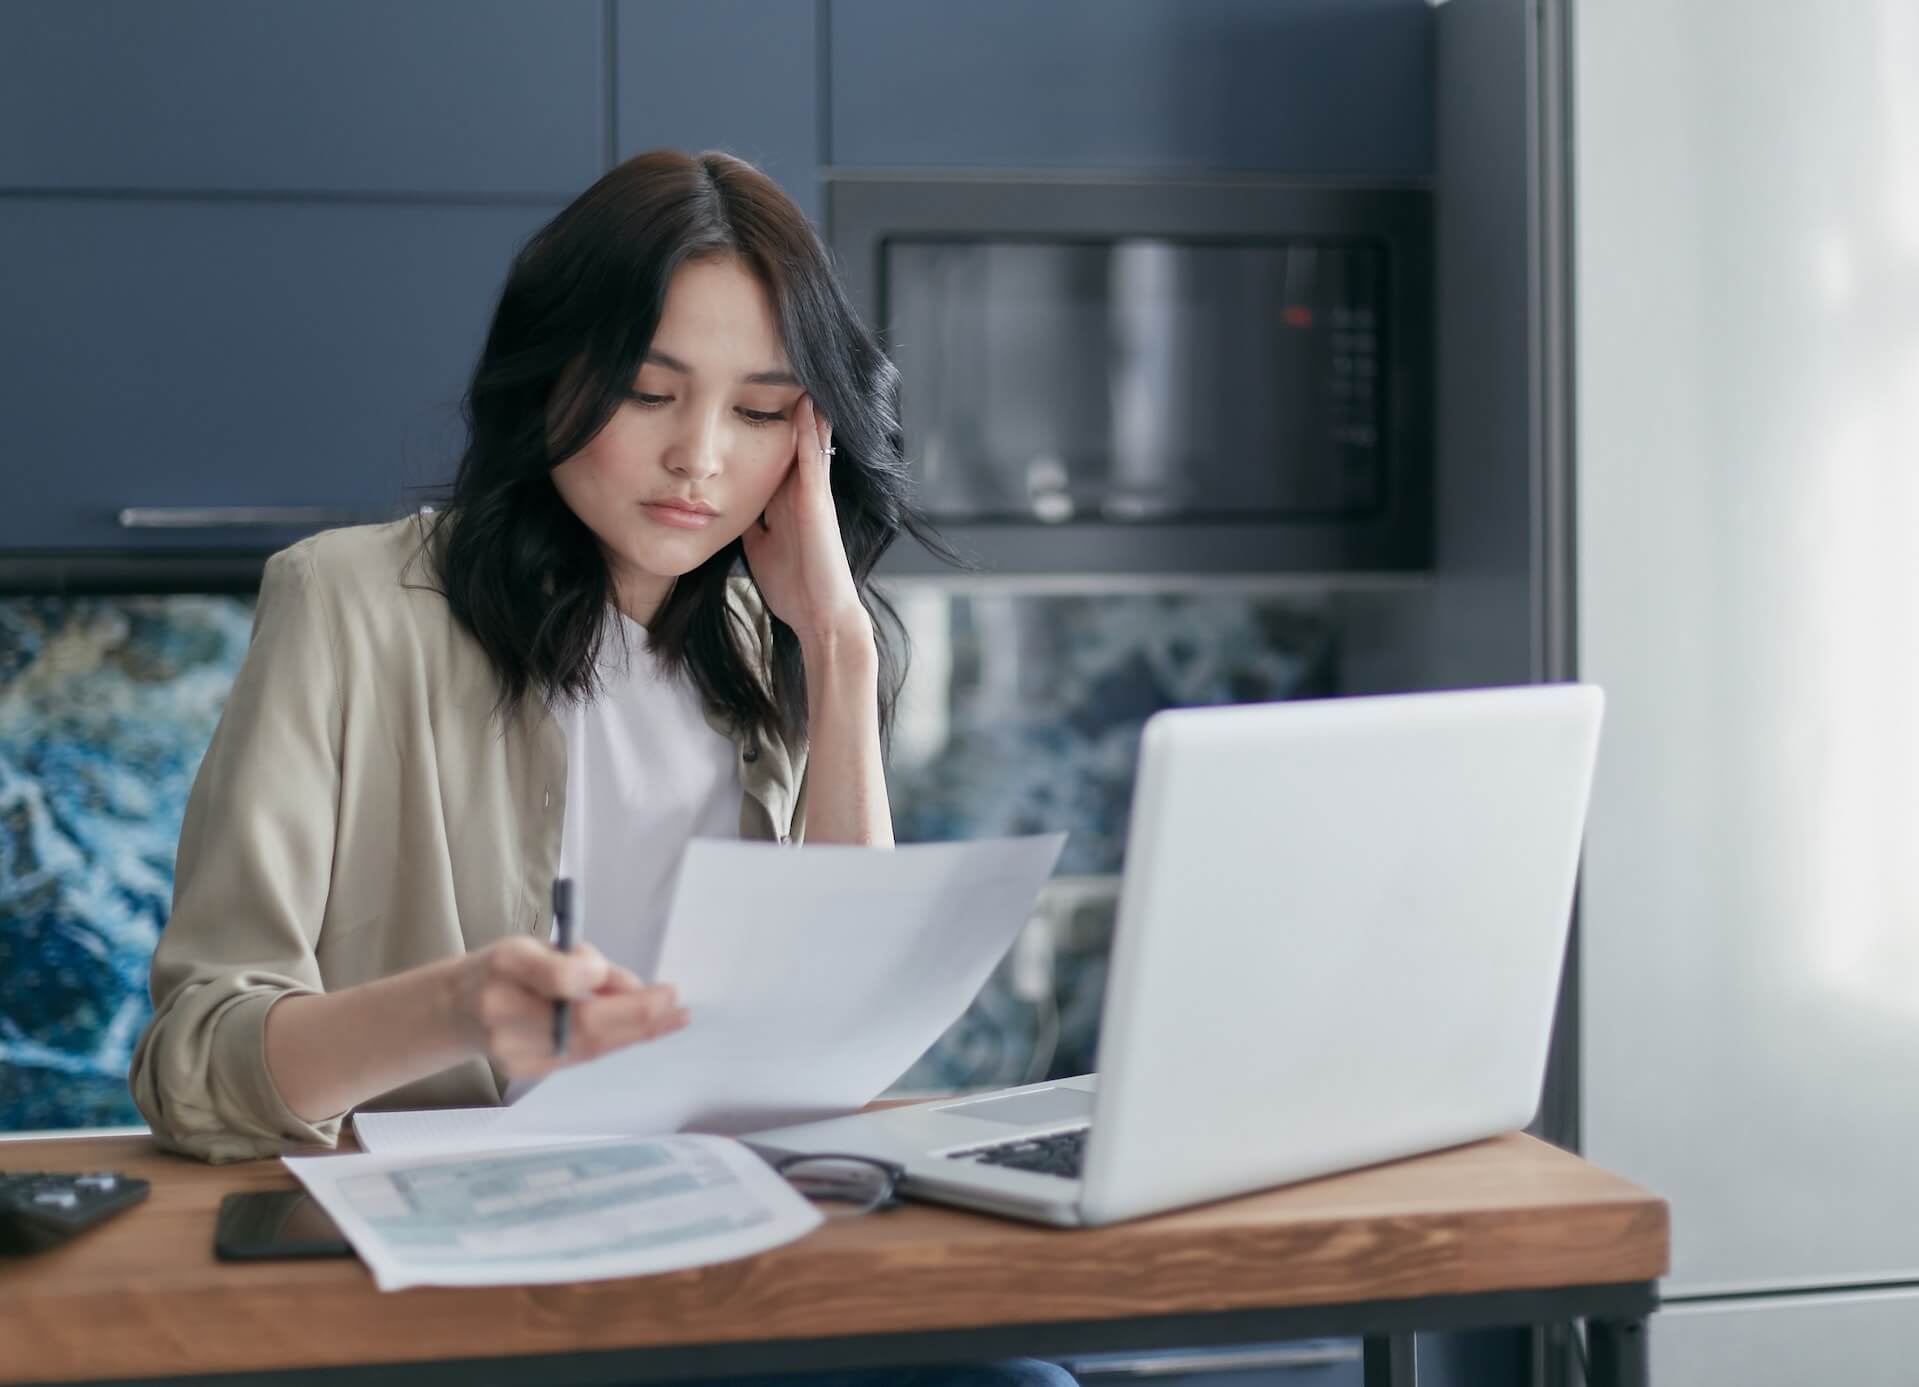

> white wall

[{"left": 1577, "top": 0, "right": 1919, "bottom": 1379}]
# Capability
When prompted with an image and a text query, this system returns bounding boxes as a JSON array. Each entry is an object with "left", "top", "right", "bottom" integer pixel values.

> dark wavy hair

[{"left": 422, "top": 149, "right": 953, "bottom": 753}]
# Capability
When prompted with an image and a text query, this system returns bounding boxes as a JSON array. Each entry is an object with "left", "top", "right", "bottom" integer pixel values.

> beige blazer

[{"left": 129, "top": 519, "right": 807, "bottom": 1163}]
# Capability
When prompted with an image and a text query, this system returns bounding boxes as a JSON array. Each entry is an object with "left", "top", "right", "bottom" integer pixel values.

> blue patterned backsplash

[
  {"left": 0, "top": 595, "right": 257, "bottom": 1130},
  {"left": 0, "top": 586, "right": 1336, "bottom": 1132}
]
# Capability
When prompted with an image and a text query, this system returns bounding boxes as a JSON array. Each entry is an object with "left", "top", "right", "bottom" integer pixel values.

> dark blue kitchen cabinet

[
  {"left": 614, "top": 0, "right": 822, "bottom": 223},
  {"left": 0, "top": 0, "right": 1438, "bottom": 557},
  {"left": 0, "top": 200, "right": 552, "bottom": 551},
  {"left": 829, "top": 0, "right": 1432, "bottom": 177},
  {"left": 0, "top": 0, "right": 604, "bottom": 197}
]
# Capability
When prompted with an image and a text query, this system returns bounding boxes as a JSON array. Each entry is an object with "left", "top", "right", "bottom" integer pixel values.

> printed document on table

[
  {"left": 357, "top": 833, "right": 1066, "bottom": 1155},
  {"left": 284, "top": 1135, "right": 821, "bottom": 1291}
]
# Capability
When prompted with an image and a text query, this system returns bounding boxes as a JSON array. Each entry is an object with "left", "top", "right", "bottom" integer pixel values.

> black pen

[{"left": 552, "top": 876, "right": 576, "bottom": 1056}]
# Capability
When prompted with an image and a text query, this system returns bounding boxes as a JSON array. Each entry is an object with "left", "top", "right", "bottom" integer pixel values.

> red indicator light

[{"left": 1282, "top": 304, "right": 1314, "bottom": 329}]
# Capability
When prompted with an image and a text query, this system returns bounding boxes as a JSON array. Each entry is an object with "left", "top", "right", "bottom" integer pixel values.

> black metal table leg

[
  {"left": 1588, "top": 1317, "right": 1649, "bottom": 1387},
  {"left": 1363, "top": 1333, "right": 1417, "bottom": 1387}
]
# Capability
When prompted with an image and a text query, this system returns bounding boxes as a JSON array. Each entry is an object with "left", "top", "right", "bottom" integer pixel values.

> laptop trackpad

[{"left": 937, "top": 1088, "right": 1095, "bottom": 1125}]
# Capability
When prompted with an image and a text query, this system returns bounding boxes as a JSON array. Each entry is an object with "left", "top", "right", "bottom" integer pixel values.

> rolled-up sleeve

[{"left": 129, "top": 544, "right": 345, "bottom": 1162}]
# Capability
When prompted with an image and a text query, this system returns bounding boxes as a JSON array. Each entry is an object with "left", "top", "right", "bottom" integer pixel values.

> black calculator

[{"left": 0, "top": 1170, "right": 150, "bottom": 1253}]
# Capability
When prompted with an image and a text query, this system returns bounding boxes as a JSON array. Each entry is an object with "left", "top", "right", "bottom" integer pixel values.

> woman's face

[{"left": 550, "top": 253, "right": 803, "bottom": 623}]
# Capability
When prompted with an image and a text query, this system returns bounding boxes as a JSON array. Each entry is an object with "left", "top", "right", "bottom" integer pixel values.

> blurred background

[
  {"left": 0, "top": 0, "right": 1454, "bottom": 1136},
  {"left": 5, "top": 3, "right": 1917, "bottom": 1385}
]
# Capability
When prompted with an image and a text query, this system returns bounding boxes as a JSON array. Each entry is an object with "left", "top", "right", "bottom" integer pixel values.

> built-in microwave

[{"left": 829, "top": 174, "right": 1432, "bottom": 576}]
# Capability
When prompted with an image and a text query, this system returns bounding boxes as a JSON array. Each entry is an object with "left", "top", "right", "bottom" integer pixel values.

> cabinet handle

[{"left": 117, "top": 506, "right": 399, "bottom": 529}]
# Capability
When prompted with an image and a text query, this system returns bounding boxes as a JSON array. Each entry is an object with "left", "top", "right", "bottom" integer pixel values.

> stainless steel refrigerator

[{"left": 1575, "top": 1, "right": 1919, "bottom": 1380}]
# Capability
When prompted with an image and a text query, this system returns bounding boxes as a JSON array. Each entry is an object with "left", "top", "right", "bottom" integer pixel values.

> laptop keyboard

[{"left": 947, "top": 1127, "right": 1089, "bottom": 1180}]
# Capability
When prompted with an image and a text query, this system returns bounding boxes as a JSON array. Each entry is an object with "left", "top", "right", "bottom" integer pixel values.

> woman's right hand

[{"left": 450, "top": 937, "right": 688, "bottom": 1081}]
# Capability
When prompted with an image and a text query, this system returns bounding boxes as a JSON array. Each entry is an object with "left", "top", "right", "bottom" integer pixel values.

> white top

[
  {"left": 551, "top": 609, "right": 745, "bottom": 984},
  {"left": 503, "top": 611, "right": 743, "bottom": 1103}
]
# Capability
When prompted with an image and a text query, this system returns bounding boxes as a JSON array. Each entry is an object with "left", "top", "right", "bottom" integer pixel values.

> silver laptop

[{"left": 745, "top": 684, "right": 1605, "bottom": 1227}]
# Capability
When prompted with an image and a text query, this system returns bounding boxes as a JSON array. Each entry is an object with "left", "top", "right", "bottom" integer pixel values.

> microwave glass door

[{"left": 884, "top": 238, "right": 1385, "bottom": 525}]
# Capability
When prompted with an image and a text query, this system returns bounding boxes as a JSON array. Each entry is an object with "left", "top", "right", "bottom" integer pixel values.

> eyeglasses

[{"left": 772, "top": 1153, "right": 905, "bottom": 1218}]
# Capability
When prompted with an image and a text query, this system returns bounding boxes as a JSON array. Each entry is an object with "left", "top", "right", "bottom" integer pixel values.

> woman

[
  {"left": 130, "top": 145, "right": 909, "bottom": 1150},
  {"left": 131, "top": 149, "right": 1073, "bottom": 1386}
]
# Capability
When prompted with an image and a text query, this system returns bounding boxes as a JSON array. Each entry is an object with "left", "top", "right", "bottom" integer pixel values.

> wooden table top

[{"left": 0, "top": 1130, "right": 1667, "bottom": 1384}]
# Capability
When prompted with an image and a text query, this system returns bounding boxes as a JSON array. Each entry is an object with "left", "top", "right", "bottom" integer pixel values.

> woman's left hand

[{"left": 740, "top": 394, "right": 868, "bottom": 645}]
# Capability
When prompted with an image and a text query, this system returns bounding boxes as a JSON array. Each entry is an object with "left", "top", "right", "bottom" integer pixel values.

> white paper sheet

[
  {"left": 352, "top": 1107, "right": 582, "bottom": 1155},
  {"left": 284, "top": 1135, "right": 822, "bottom": 1291},
  {"left": 355, "top": 833, "right": 1066, "bottom": 1155}
]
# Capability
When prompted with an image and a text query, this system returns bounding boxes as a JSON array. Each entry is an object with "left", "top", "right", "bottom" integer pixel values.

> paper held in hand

[{"left": 352, "top": 833, "right": 1068, "bottom": 1155}]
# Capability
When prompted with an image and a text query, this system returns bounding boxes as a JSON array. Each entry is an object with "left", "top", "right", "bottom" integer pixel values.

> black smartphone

[{"left": 213, "top": 1189, "right": 354, "bottom": 1261}]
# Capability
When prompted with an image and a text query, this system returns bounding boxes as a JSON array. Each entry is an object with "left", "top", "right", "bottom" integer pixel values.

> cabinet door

[
  {"left": 0, "top": 199, "right": 553, "bottom": 551},
  {"left": 1655, "top": 1292, "right": 1919, "bottom": 1387},
  {"left": 614, "top": 0, "right": 821, "bottom": 223},
  {"left": 830, "top": 0, "right": 1431, "bottom": 176},
  {"left": 0, "top": 0, "right": 603, "bottom": 197}
]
